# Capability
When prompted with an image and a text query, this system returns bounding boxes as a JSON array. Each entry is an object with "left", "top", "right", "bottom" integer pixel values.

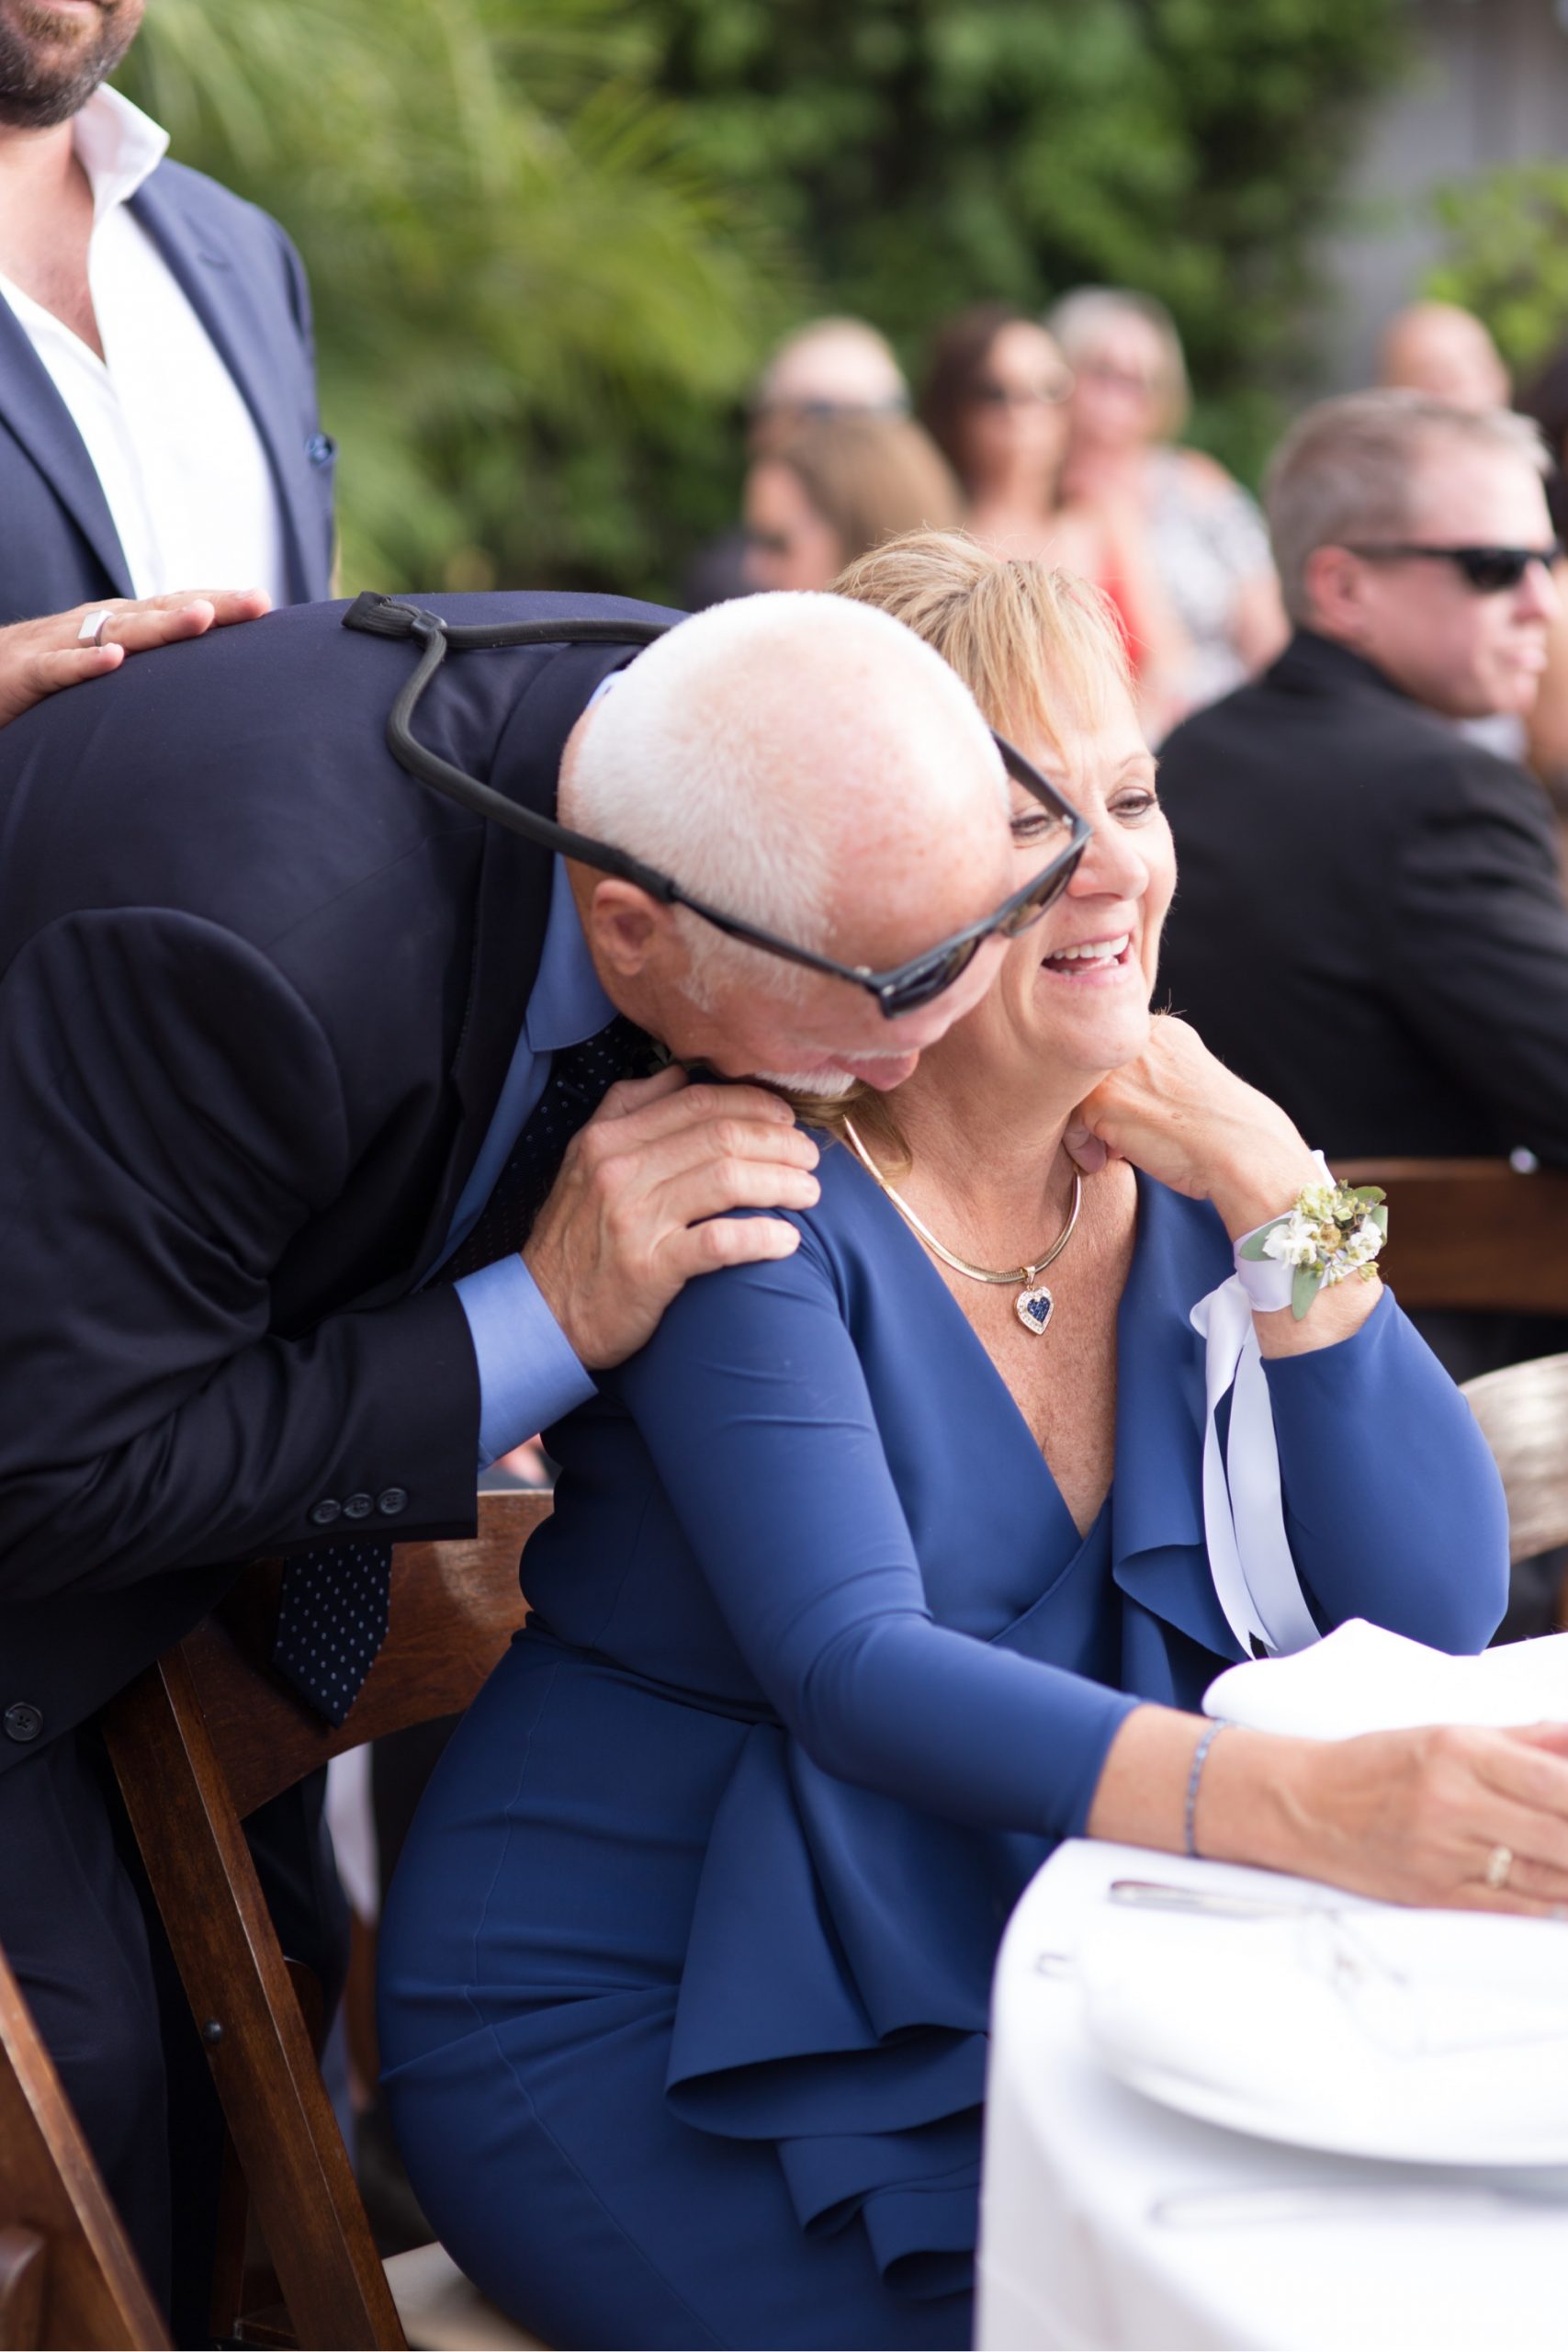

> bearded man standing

[{"left": 0, "top": 0, "right": 333, "bottom": 623}]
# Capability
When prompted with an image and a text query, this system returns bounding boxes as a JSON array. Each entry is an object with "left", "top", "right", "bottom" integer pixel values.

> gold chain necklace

[{"left": 841, "top": 1116, "right": 1083, "bottom": 1336}]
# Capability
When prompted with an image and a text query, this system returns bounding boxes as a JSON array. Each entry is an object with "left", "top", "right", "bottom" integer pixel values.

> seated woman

[{"left": 378, "top": 535, "right": 1551, "bottom": 2352}]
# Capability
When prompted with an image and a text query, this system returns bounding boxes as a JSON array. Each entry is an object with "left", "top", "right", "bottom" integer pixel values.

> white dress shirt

[{"left": 0, "top": 87, "right": 288, "bottom": 604}]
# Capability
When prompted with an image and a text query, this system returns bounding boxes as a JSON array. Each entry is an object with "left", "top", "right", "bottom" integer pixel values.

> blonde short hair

[{"left": 833, "top": 527, "right": 1134, "bottom": 755}]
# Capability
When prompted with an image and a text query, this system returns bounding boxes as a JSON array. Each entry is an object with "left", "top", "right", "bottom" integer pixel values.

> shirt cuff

[{"left": 453, "top": 1254, "right": 596, "bottom": 1470}]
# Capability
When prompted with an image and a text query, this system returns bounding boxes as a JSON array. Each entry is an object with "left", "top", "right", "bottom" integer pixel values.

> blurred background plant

[
  {"left": 118, "top": 0, "right": 1411, "bottom": 600},
  {"left": 1427, "top": 163, "right": 1568, "bottom": 380}
]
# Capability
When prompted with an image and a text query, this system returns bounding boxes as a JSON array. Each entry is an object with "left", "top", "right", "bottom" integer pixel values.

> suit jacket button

[
  {"left": 4, "top": 1702, "right": 42, "bottom": 1743},
  {"left": 309, "top": 1498, "right": 342, "bottom": 1527},
  {"left": 343, "top": 1492, "right": 373, "bottom": 1520},
  {"left": 377, "top": 1487, "right": 408, "bottom": 1516},
  {"left": 306, "top": 432, "right": 336, "bottom": 466}
]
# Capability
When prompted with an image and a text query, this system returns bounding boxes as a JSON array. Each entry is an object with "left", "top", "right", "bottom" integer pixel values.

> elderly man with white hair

[{"left": 0, "top": 580, "right": 1058, "bottom": 2309}]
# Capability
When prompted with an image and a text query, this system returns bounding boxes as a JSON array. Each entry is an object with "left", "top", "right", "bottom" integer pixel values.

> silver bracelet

[{"left": 1184, "top": 1719, "right": 1232, "bottom": 1859}]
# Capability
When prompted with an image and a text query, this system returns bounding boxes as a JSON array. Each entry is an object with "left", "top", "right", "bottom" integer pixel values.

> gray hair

[
  {"left": 1265, "top": 390, "right": 1551, "bottom": 625},
  {"left": 561, "top": 589, "right": 1006, "bottom": 1010},
  {"left": 1043, "top": 286, "right": 1190, "bottom": 437}
]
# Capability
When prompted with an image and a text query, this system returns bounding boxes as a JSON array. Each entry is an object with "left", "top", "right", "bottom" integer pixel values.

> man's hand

[
  {"left": 523, "top": 1065, "right": 821, "bottom": 1368},
  {"left": 0, "top": 589, "right": 272, "bottom": 729}
]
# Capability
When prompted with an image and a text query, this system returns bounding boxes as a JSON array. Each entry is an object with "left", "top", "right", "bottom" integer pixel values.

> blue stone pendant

[{"left": 1015, "top": 1283, "right": 1055, "bottom": 1334}]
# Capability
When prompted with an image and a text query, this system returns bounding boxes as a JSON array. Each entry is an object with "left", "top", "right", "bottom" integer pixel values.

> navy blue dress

[{"left": 378, "top": 1153, "right": 1507, "bottom": 2350}]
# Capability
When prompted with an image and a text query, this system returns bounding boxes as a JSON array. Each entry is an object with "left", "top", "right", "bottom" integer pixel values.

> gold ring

[
  {"left": 77, "top": 610, "right": 112, "bottom": 648},
  {"left": 1484, "top": 1842, "right": 1514, "bottom": 1890}
]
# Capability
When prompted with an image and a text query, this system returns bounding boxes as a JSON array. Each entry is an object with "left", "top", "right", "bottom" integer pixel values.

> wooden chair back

[
  {"left": 1461, "top": 1351, "right": 1568, "bottom": 1573},
  {"left": 102, "top": 1491, "right": 551, "bottom": 2351},
  {"left": 1336, "top": 1159, "right": 1568, "bottom": 1315},
  {"left": 0, "top": 1938, "right": 167, "bottom": 2349}
]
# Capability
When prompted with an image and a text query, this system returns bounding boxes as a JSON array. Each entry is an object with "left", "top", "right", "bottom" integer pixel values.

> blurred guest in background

[
  {"left": 742, "top": 411, "right": 962, "bottom": 593},
  {"left": 748, "top": 315, "right": 909, "bottom": 446},
  {"left": 919, "top": 300, "right": 1190, "bottom": 734},
  {"left": 0, "top": 0, "right": 334, "bottom": 626},
  {"left": 683, "top": 316, "right": 910, "bottom": 608},
  {"left": 1047, "top": 286, "right": 1287, "bottom": 714},
  {"left": 1158, "top": 390, "right": 1568, "bottom": 1632},
  {"left": 1377, "top": 300, "right": 1511, "bottom": 414},
  {"left": 1515, "top": 336, "right": 1568, "bottom": 808}
]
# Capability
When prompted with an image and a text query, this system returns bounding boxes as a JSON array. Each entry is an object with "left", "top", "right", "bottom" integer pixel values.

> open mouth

[{"left": 1042, "top": 932, "right": 1134, "bottom": 978}]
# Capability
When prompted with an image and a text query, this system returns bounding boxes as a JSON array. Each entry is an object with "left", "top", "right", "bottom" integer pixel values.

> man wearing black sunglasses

[
  {"left": 0, "top": 581, "right": 1077, "bottom": 2311},
  {"left": 1160, "top": 388, "right": 1568, "bottom": 1630}
]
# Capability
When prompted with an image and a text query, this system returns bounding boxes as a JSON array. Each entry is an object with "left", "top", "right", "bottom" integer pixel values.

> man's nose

[{"left": 1519, "top": 557, "right": 1561, "bottom": 622}]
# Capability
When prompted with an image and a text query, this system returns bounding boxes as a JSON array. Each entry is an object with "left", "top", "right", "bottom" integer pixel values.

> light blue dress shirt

[{"left": 445, "top": 858, "right": 615, "bottom": 1466}]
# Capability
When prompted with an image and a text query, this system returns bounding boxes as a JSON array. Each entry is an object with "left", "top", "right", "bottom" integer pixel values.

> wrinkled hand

[
  {"left": 1283, "top": 1721, "right": 1568, "bottom": 1917},
  {"left": 523, "top": 1064, "right": 821, "bottom": 1368},
  {"left": 1066, "top": 1012, "right": 1318, "bottom": 1238},
  {"left": 0, "top": 588, "right": 272, "bottom": 729}
]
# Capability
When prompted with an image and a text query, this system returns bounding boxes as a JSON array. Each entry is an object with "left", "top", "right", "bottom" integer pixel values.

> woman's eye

[
  {"left": 1010, "top": 812, "right": 1056, "bottom": 841},
  {"left": 1111, "top": 790, "right": 1158, "bottom": 822}
]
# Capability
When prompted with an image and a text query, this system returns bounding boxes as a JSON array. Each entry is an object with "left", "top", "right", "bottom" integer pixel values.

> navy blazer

[
  {"left": 0, "top": 157, "right": 335, "bottom": 622},
  {"left": 0, "top": 590, "right": 679, "bottom": 1769}
]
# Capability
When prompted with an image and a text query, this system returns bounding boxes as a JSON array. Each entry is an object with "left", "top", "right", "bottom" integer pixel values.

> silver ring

[
  {"left": 77, "top": 609, "right": 112, "bottom": 648},
  {"left": 1484, "top": 1842, "right": 1515, "bottom": 1890}
]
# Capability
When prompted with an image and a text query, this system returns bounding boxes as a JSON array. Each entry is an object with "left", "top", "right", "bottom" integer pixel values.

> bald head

[
  {"left": 562, "top": 592, "right": 1010, "bottom": 1005},
  {"left": 750, "top": 319, "right": 908, "bottom": 452},
  {"left": 1377, "top": 302, "right": 1510, "bottom": 414}
]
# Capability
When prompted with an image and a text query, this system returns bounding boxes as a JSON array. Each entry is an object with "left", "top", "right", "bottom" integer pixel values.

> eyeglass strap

[{"left": 341, "top": 592, "right": 680, "bottom": 897}]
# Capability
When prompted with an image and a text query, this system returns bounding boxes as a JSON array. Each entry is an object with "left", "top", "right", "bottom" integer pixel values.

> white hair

[{"left": 562, "top": 591, "right": 1007, "bottom": 1007}]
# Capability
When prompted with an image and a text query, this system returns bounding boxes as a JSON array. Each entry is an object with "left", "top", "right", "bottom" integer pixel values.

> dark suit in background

[
  {"left": 0, "top": 156, "right": 334, "bottom": 620},
  {"left": 1159, "top": 627, "right": 1568, "bottom": 1633},
  {"left": 0, "top": 592, "right": 674, "bottom": 2316}
]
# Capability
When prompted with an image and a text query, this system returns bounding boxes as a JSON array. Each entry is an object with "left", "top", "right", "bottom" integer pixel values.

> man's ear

[
  {"left": 579, "top": 875, "right": 684, "bottom": 981},
  {"left": 1302, "top": 544, "right": 1372, "bottom": 643}
]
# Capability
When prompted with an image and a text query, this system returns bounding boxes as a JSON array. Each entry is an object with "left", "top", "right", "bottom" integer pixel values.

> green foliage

[
  {"left": 1427, "top": 164, "right": 1568, "bottom": 379},
  {"left": 117, "top": 0, "right": 791, "bottom": 594},
  {"left": 117, "top": 0, "right": 1409, "bottom": 598},
  {"left": 644, "top": 0, "right": 1411, "bottom": 487}
]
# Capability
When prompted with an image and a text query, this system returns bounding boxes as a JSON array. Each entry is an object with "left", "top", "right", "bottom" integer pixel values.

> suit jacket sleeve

[
  {"left": 0, "top": 907, "right": 480, "bottom": 1602},
  {"left": 1387, "top": 748, "right": 1568, "bottom": 1161}
]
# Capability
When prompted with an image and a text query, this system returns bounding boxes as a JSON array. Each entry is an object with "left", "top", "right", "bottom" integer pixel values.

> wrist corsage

[{"left": 1236, "top": 1173, "right": 1388, "bottom": 1320}]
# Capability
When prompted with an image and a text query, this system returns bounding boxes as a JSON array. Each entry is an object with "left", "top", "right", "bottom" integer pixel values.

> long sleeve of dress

[{"left": 612, "top": 1216, "right": 1507, "bottom": 1845}]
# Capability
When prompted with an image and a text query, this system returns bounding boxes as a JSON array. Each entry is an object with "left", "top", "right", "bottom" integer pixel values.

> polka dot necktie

[{"left": 271, "top": 1017, "right": 655, "bottom": 1724}]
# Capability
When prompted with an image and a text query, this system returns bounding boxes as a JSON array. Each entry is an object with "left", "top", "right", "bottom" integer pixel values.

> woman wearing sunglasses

[{"left": 378, "top": 538, "right": 1527, "bottom": 2352}]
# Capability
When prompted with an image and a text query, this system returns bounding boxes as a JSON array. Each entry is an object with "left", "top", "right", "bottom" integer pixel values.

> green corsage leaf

[
  {"left": 1291, "top": 1264, "right": 1321, "bottom": 1321},
  {"left": 1237, "top": 1227, "right": 1277, "bottom": 1262}
]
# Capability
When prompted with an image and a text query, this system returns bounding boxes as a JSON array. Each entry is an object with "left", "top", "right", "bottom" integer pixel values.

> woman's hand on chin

[{"left": 1067, "top": 1013, "right": 1319, "bottom": 1238}]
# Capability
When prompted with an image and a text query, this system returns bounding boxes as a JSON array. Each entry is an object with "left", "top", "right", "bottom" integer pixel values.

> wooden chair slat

[
  {"left": 190, "top": 1491, "right": 549, "bottom": 1821},
  {"left": 1336, "top": 1159, "right": 1568, "bottom": 1314},
  {"left": 0, "top": 1945, "right": 167, "bottom": 2349},
  {"left": 104, "top": 1649, "right": 404, "bottom": 2350},
  {"left": 104, "top": 1488, "right": 553, "bottom": 2351},
  {"left": 1461, "top": 1351, "right": 1568, "bottom": 1569}
]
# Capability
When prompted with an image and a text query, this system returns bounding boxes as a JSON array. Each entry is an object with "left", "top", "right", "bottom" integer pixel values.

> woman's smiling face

[{"left": 950, "top": 681, "right": 1176, "bottom": 1085}]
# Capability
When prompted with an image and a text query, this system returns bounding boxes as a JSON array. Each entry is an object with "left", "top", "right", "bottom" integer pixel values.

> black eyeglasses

[
  {"left": 344, "top": 593, "right": 1092, "bottom": 1020},
  {"left": 1344, "top": 542, "right": 1562, "bottom": 594}
]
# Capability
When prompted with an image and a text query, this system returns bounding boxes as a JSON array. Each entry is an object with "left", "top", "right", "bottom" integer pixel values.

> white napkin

[
  {"left": 1203, "top": 1617, "right": 1568, "bottom": 1739},
  {"left": 1080, "top": 1898, "right": 1568, "bottom": 2165}
]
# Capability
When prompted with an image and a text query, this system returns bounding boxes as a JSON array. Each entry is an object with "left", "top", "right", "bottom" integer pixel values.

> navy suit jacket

[
  {"left": 0, "top": 590, "right": 679, "bottom": 1768},
  {"left": 0, "top": 157, "right": 335, "bottom": 622}
]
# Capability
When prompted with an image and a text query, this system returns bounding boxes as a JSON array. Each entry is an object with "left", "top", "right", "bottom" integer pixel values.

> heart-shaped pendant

[{"left": 1015, "top": 1283, "right": 1054, "bottom": 1335}]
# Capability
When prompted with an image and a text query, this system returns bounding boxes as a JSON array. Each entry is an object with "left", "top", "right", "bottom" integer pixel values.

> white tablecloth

[{"left": 976, "top": 1841, "right": 1568, "bottom": 2351}]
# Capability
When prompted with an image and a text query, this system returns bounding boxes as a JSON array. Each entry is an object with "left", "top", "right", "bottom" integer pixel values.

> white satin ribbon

[{"left": 1189, "top": 1265, "right": 1323, "bottom": 1663}]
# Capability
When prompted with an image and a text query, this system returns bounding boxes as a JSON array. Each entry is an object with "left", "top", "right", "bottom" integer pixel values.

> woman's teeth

[{"left": 1044, "top": 933, "right": 1130, "bottom": 970}]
